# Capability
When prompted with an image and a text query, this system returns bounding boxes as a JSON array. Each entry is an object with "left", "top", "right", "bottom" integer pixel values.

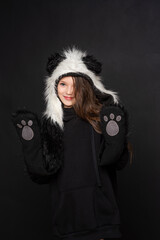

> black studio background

[{"left": 0, "top": 0, "right": 160, "bottom": 239}]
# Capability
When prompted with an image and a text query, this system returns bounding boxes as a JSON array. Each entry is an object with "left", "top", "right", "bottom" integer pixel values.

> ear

[
  {"left": 46, "top": 53, "right": 65, "bottom": 76},
  {"left": 82, "top": 55, "right": 102, "bottom": 75}
]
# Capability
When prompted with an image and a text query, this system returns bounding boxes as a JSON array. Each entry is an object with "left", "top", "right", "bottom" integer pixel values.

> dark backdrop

[{"left": 1, "top": 0, "right": 159, "bottom": 239}]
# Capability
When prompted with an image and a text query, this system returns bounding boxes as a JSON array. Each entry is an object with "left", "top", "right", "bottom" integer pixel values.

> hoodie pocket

[
  {"left": 93, "top": 186, "right": 120, "bottom": 226},
  {"left": 54, "top": 186, "right": 97, "bottom": 236}
]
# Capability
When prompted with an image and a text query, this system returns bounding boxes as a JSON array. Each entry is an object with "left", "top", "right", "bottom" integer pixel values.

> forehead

[{"left": 59, "top": 76, "right": 74, "bottom": 83}]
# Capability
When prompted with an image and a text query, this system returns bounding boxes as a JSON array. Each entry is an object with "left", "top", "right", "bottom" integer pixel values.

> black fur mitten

[
  {"left": 12, "top": 109, "right": 41, "bottom": 144},
  {"left": 98, "top": 104, "right": 127, "bottom": 166},
  {"left": 11, "top": 109, "right": 59, "bottom": 184}
]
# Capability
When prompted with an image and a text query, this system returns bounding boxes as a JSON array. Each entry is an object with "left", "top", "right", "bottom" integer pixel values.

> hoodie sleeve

[
  {"left": 11, "top": 109, "right": 63, "bottom": 184},
  {"left": 98, "top": 104, "right": 129, "bottom": 169}
]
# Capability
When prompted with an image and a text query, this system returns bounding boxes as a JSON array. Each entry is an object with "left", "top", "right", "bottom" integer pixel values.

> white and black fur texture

[{"left": 42, "top": 46, "right": 119, "bottom": 129}]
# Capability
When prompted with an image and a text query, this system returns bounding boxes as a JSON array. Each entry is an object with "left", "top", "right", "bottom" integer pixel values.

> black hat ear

[
  {"left": 82, "top": 55, "right": 102, "bottom": 75},
  {"left": 46, "top": 53, "right": 65, "bottom": 76}
]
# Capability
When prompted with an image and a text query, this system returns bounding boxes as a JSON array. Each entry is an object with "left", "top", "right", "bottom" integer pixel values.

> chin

[
  {"left": 63, "top": 101, "right": 73, "bottom": 108},
  {"left": 62, "top": 99, "right": 75, "bottom": 107}
]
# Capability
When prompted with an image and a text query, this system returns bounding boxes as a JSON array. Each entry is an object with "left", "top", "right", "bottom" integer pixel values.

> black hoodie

[{"left": 48, "top": 106, "right": 123, "bottom": 239}]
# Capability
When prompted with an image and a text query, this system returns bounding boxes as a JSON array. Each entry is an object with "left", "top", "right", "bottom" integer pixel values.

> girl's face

[{"left": 57, "top": 76, "right": 76, "bottom": 108}]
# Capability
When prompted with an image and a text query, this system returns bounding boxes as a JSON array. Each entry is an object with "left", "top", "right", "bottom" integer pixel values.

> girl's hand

[
  {"left": 100, "top": 104, "right": 126, "bottom": 144},
  {"left": 98, "top": 104, "right": 128, "bottom": 166},
  {"left": 11, "top": 109, "right": 41, "bottom": 143},
  {"left": 11, "top": 109, "right": 60, "bottom": 183}
]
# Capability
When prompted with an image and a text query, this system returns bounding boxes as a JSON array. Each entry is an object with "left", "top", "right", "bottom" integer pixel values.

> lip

[{"left": 64, "top": 96, "right": 73, "bottom": 100}]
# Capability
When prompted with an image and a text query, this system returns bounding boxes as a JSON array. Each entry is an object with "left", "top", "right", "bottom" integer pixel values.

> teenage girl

[{"left": 12, "top": 46, "right": 131, "bottom": 240}]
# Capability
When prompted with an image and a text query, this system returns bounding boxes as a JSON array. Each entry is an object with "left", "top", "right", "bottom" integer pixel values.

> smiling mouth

[{"left": 64, "top": 96, "right": 74, "bottom": 100}]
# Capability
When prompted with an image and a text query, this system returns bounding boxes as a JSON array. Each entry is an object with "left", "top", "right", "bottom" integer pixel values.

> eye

[{"left": 60, "top": 82, "right": 65, "bottom": 86}]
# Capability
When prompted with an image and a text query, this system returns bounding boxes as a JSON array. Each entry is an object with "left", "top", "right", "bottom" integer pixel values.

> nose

[{"left": 66, "top": 86, "right": 73, "bottom": 95}]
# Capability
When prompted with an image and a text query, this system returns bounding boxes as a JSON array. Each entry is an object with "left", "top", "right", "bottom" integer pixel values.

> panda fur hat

[{"left": 42, "top": 46, "right": 119, "bottom": 129}]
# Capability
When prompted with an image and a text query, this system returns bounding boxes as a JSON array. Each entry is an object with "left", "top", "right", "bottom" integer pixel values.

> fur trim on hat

[{"left": 42, "top": 46, "right": 119, "bottom": 129}]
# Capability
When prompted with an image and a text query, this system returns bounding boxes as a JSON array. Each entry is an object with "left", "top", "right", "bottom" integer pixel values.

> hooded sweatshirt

[{"left": 48, "top": 106, "right": 123, "bottom": 240}]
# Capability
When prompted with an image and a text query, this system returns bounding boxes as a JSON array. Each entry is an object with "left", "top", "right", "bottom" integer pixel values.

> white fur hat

[{"left": 42, "top": 46, "right": 119, "bottom": 129}]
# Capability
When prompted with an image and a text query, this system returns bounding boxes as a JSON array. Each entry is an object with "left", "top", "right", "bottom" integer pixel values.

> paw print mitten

[
  {"left": 12, "top": 109, "right": 41, "bottom": 143},
  {"left": 98, "top": 104, "right": 127, "bottom": 166},
  {"left": 11, "top": 109, "right": 57, "bottom": 184}
]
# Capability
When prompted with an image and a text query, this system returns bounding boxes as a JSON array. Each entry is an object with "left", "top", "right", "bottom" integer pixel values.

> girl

[{"left": 12, "top": 47, "right": 130, "bottom": 240}]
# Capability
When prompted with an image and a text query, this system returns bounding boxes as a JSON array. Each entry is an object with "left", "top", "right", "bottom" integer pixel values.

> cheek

[{"left": 57, "top": 86, "right": 63, "bottom": 96}]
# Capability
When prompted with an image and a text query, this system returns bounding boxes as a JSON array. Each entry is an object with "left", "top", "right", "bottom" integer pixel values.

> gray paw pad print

[
  {"left": 16, "top": 120, "right": 34, "bottom": 140},
  {"left": 103, "top": 113, "right": 121, "bottom": 136}
]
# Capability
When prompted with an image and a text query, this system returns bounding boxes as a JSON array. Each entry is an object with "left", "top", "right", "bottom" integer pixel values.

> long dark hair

[{"left": 71, "top": 76, "right": 110, "bottom": 134}]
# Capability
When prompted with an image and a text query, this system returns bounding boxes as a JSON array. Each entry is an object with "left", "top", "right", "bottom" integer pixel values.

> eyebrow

[{"left": 59, "top": 80, "right": 67, "bottom": 83}]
